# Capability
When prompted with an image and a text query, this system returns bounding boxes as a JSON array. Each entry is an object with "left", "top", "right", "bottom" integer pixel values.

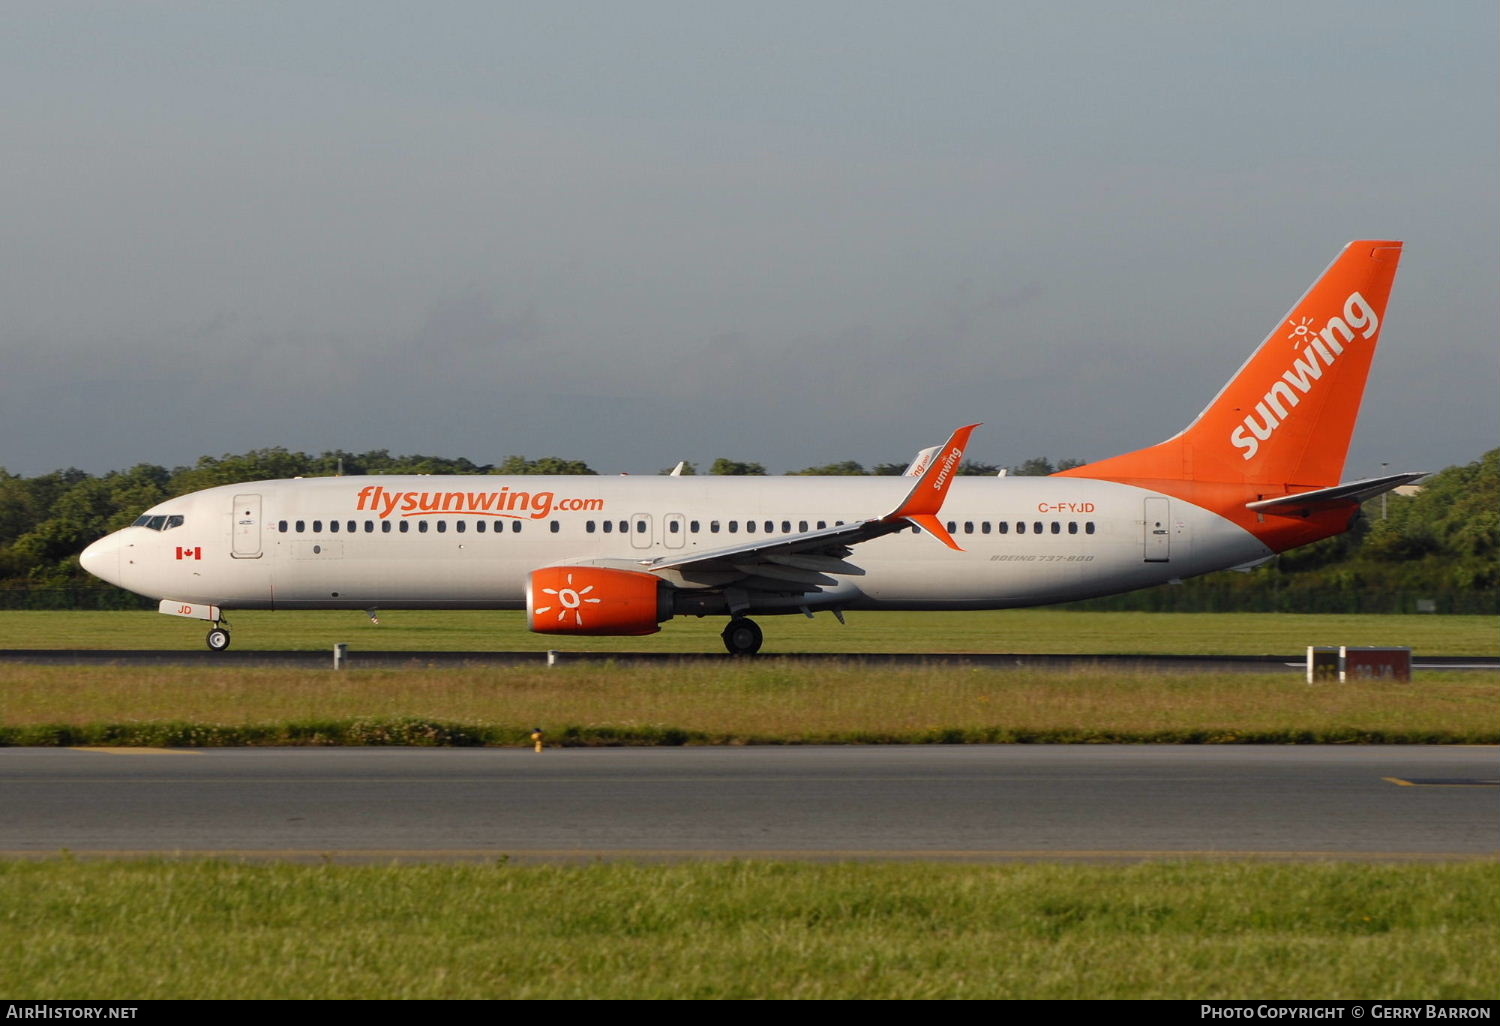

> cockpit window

[{"left": 133, "top": 514, "right": 186, "bottom": 531}]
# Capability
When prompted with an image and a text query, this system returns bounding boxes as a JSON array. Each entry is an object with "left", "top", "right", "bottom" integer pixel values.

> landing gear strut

[
  {"left": 206, "top": 623, "right": 232, "bottom": 652},
  {"left": 721, "top": 616, "right": 763, "bottom": 656}
]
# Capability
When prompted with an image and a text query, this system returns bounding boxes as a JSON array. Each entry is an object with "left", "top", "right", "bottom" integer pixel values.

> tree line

[{"left": 1, "top": 447, "right": 1493, "bottom": 613}]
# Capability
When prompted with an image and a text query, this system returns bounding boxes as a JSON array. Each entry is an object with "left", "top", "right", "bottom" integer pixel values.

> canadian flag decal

[{"left": 175, "top": 546, "right": 202, "bottom": 560}]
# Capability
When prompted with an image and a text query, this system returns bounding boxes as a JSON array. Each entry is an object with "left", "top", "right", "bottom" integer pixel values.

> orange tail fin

[{"left": 1058, "top": 240, "right": 1403, "bottom": 491}]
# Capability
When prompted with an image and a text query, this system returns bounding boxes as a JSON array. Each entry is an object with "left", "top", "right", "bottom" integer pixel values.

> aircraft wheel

[
  {"left": 721, "top": 617, "right": 763, "bottom": 656},
  {"left": 206, "top": 627, "right": 232, "bottom": 652}
]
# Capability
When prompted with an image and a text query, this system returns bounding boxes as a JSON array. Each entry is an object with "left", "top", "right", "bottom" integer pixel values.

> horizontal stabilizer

[{"left": 1246, "top": 472, "right": 1426, "bottom": 517}]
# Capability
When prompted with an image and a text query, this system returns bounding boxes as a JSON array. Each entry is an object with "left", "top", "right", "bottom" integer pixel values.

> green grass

[
  {"left": 2, "top": 664, "right": 1495, "bottom": 745},
  {"left": 0, "top": 860, "right": 1492, "bottom": 999},
  {"left": 1, "top": 609, "right": 1495, "bottom": 655}
]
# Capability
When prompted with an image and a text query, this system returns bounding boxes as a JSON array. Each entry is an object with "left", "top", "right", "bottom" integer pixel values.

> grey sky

[{"left": 3, "top": 1, "right": 1495, "bottom": 479}]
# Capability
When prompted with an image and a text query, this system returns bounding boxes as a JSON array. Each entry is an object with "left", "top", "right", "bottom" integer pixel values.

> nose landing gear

[
  {"left": 206, "top": 622, "right": 232, "bottom": 651},
  {"left": 720, "top": 617, "right": 763, "bottom": 656}
]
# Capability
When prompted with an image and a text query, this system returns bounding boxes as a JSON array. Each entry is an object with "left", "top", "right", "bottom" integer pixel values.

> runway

[
  {"left": 2, "top": 745, "right": 1494, "bottom": 861},
  {"left": 3, "top": 648, "right": 1496, "bottom": 672}
]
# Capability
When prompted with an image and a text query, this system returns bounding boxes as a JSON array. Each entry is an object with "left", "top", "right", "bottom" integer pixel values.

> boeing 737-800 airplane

[{"left": 82, "top": 241, "right": 1420, "bottom": 654}]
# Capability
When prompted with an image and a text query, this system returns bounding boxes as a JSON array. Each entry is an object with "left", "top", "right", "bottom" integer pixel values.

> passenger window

[
  {"left": 764, "top": 521, "right": 773, "bottom": 533},
  {"left": 399, "top": 521, "right": 409, "bottom": 533},
  {"left": 550, "top": 521, "right": 560, "bottom": 533},
  {"left": 364, "top": 521, "right": 374, "bottom": 533},
  {"left": 998, "top": 522, "right": 1008, "bottom": 534},
  {"left": 963, "top": 522, "right": 973, "bottom": 534},
  {"left": 1051, "top": 522, "right": 1060, "bottom": 534},
  {"left": 690, "top": 520, "right": 700, "bottom": 533},
  {"left": 710, "top": 521, "right": 720, "bottom": 533},
  {"left": 329, "top": 520, "right": 340, "bottom": 533},
  {"left": 416, "top": 521, "right": 427, "bottom": 533},
  {"left": 981, "top": 522, "right": 991, "bottom": 534},
  {"left": 1017, "top": 522, "right": 1026, "bottom": 534},
  {"left": 1086, "top": 522, "right": 1096, "bottom": 535},
  {"left": 439, "top": 521, "right": 449, "bottom": 533},
  {"left": 635, "top": 520, "right": 646, "bottom": 533},
  {"left": 817, "top": 521, "right": 827, "bottom": 530},
  {"left": 1034, "top": 521, "right": 1043, "bottom": 534},
  {"left": 296, "top": 520, "right": 306, "bottom": 533},
  {"left": 586, "top": 521, "right": 596, "bottom": 533},
  {"left": 476, "top": 520, "right": 485, "bottom": 533},
  {"left": 455, "top": 521, "right": 466, "bottom": 533},
  {"left": 512, "top": 521, "right": 522, "bottom": 533},
  {"left": 781, "top": 521, "right": 790, "bottom": 533},
  {"left": 602, "top": 520, "right": 612, "bottom": 533},
  {"left": 313, "top": 520, "right": 323, "bottom": 533},
  {"left": 278, "top": 520, "right": 288, "bottom": 533},
  {"left": 746, "top": 521, "right": 756, "bottom": 534},
  {"left": 382, "top": 521, "right": 392, "bottom": 533},
  {"left": 1068, "top": 522, "right": 1078, "bottom": 534},
  {"left": 669, "top": 520, "right": 680, "bottom": 533},
  {"left": 729, "top": 521, "right": 739, "bottom": 533},
  {"left": 945, "top": 521, "right": 956, "bottom": 534},
  {"left": 799, "top": 521, "right": 808, "bottom": 533}
]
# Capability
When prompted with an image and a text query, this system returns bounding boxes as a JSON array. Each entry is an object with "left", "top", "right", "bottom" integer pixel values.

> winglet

[
  {"left": 903, "top": 445, "right": 941, "bottom": 477},
  {"left": 884, "top": 423, "right": 980, "bottom": 550}
]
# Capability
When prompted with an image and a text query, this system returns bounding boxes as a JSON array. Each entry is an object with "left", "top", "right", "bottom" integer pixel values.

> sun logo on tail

[
  {"left": 532, "top": 572, "right": 603, "bottom": 627},
  {"left": 1286, "top": 315, "right": 1316, "bottom": 348}
]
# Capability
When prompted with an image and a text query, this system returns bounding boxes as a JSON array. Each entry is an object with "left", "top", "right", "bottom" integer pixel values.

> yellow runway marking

[
  {"left": 68, "top": 747, "right": 202, "bottom": 756},
  {"left": 1384, "top": 776, "right": 1498, "bottom": 787}
]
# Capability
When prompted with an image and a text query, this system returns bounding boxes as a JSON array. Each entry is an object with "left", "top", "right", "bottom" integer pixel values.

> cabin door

[
  {"left": 630, "top": 513, "right": 653, "bottom": 550},
  {"left": 231, "top": 494, "right": 263, "bottom": 558}
]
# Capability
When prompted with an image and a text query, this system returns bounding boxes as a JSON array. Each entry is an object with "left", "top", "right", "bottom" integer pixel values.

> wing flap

[{"left": 732, "top": 563, "right": 838, "bottom": 587}]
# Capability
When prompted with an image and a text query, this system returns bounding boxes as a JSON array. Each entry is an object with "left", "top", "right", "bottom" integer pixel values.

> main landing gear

[
  {"left": 206, "top": 622, "right": 232, "bottom": 651},
  {"left": 721, "top": 617, "right": 763, "bottom": 657}
]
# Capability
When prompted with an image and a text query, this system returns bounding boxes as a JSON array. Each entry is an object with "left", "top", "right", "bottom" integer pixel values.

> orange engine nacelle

[{"left": 526, "top": 566, "right": 668, "bottom": 636}]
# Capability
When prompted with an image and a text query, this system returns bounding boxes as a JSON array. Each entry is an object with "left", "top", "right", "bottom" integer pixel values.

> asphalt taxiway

[{"left": 2, "top": 745, "right": 1494, "bottom": 861}]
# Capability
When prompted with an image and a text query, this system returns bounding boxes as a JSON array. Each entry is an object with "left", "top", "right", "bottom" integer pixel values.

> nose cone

[{"left": 80, "top": 533, "right": 123, "bottom": 587}]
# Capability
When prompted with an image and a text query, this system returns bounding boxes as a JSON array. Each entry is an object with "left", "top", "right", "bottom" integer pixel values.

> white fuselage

[{"left": 83, "top": 474, "right": 1272, "bottom": 615}]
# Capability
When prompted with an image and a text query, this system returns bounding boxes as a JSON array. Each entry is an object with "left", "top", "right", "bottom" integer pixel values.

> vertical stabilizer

[{"left": 1058, "top": 240, "right": 1402, "bottom": 491}]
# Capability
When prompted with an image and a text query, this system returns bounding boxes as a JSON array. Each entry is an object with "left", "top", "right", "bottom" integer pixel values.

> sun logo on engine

[
  {"left": 1285, "top": 315, "right": 1316, "bottom": 349},
  {"left": 533, "top": 572, "right": 603, "bottom": 627}
]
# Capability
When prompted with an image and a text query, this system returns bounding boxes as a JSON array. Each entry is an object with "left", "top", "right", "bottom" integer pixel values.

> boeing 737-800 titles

[{"left": 81, "top": 241, "right": 1421, "bottom": 655}]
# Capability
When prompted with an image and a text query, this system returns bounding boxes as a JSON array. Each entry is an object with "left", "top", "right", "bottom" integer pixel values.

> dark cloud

[{"left": 0, "top": 2, "right": 1494, "bottom": 478}]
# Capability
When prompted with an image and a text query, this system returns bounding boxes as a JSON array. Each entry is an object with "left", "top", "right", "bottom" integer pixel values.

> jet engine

[{"left": 526, "top": 566, "right": 670, "bottom": 636}]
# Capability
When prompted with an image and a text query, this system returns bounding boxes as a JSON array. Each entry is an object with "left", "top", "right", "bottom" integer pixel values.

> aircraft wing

[
  {"left": 1245, "top": 471, "right": 1426, "bottom": 517},
  {"left": 637, "top": 424, "right": 979, "bottom": 593}
]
